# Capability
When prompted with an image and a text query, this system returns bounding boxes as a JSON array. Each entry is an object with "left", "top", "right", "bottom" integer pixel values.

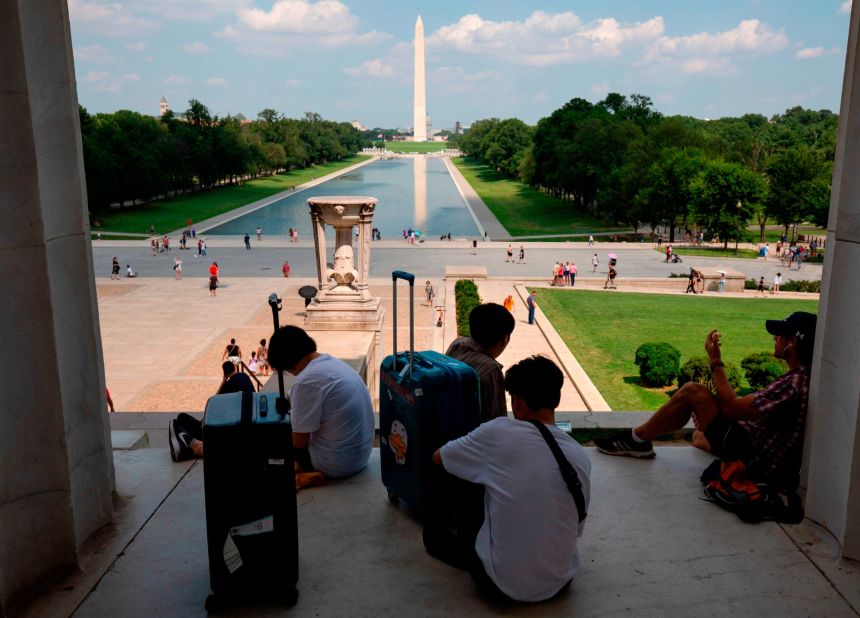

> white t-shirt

[
  {"left": 290, "top": 354, "right": 374, "bottom": 478},
  {"left": 773, "top": 274, "right": 782, "bottom": 285},
  {"left": 440, "top": 417, "right": 591, "bottom": 602}
]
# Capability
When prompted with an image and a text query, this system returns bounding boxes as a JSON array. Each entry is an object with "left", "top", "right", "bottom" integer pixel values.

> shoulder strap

[{"left": 527, "top": 419, "right": 587, "bottom": 523}]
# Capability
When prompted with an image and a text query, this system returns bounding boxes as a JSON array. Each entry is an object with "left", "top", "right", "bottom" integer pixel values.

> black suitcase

[
  {"left": 202, "top": 294, "right": 298, "bottom": 612},
  {"left": 379, "top": 271, "right": 482, "bottom": 516}
]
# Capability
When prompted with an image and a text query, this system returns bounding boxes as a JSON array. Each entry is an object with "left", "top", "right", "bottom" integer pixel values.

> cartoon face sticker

[{"left": 389, "top": 420, "right": 408, "bottom": 465}]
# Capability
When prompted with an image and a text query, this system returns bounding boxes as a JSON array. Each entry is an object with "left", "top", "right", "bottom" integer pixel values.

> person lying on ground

[
  {"left": 425, "top": 355, "right": 591, "bottom": 603},
  {"left": 595, "top": 311, "right": 817, "bottom": 492}
]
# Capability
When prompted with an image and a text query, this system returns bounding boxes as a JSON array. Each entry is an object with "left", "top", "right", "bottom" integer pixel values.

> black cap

[{"left": 765, "top": 311, "right": 817, "bottom": 344}]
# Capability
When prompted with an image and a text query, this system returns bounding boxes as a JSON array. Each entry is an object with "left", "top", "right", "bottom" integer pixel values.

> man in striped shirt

[{"left": 596, "top": 312, "right": 817, "bottom": 491}]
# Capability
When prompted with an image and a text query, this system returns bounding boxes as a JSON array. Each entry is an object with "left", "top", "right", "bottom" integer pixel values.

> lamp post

[{"left": 734, "top": 200, "right": 742, "bottom": 255}]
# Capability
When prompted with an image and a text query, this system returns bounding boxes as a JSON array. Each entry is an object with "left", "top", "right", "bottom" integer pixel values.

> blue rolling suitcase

[
  {"left": 379, "top": 270, "right": 482, "bottom": 516},
  {"left": 202, "top": 294, "right": 298, "bottom": 612}
]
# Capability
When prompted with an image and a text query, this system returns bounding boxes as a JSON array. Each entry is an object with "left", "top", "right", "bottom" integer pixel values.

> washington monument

[{"left": 413, "top": 15, "right": 427, "bottom": 142}]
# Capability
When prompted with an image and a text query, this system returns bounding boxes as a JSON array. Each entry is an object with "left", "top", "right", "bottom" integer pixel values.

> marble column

[
  {"left": 803, "top": 0, "right": 860, "bottom": 561},
  {"left": 0, "top": 0, "right": 114, "bottom": 612}
]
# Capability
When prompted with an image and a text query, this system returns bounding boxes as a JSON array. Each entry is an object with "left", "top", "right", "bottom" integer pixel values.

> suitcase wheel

[
  {"left": 284, "top": 587, "right": 299, "bottom": 607},
  {"left": 387, "top": 489, "right": 399, "bottom": 503},
  {"left": 204, "top": 594, "right": 223, "bottom": 614}
]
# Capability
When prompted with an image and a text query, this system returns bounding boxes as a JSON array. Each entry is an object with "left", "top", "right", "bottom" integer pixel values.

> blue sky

[{"left": 70, "top": 0, "right": 853, "bottom": 130}]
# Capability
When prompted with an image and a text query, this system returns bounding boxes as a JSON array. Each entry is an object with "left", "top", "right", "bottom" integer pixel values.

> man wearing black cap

[{"left": 595, "top": 311, "right": 817, "bottom": 490}]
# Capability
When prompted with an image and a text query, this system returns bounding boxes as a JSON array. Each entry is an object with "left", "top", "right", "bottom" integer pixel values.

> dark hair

[
  {"left": 504, "top": 356, "right": 563, "bottom": 411},
  {"left": 469, "top": 303, "right": 515, "bottom": 348},
  {"left": 230, "top": 338, "right": 236, "bottom": 344},
  {"left": 268, "top": 326, "right": 317, "bottom": 371},
  {"left": 260, "top": 338, "right": 266, "bottom": 346},
  {"left": 221, "top": 361, "right": 236, "bottom": 377}
]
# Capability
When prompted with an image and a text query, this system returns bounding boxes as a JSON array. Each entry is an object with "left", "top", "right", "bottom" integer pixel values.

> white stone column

[
  {"left": 0, "top": 0, "right": 114, "bottom": 611},
  {"left": 803, "top": 0, "right": 860, "bottom": 561}
]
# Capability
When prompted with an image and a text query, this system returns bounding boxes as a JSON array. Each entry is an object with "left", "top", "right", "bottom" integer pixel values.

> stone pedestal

[{"left": 305, "top": 196, "right": 385, "bottom": 332}]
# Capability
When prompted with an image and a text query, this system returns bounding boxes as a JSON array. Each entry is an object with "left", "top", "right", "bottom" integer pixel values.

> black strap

[{"left": 527, "top": 419, "right": 587, "bottom": 523}]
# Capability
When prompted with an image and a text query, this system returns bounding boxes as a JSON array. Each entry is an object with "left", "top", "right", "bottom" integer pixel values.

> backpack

[{"left": 700, "top": 459, "right": 803, "bottom": 524}]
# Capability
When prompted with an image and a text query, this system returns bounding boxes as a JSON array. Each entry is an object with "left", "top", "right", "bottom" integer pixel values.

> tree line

[
  {"left": 80, "top": 101, "right": 366, "bottom": 213},
  {"left": 455, "top": 94, "right": 836, "bottom": 242}
]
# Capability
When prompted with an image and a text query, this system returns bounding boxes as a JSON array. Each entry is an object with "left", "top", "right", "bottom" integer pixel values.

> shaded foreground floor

[{"left": 71, "top": 448, "right": 858, "bottom": 617}]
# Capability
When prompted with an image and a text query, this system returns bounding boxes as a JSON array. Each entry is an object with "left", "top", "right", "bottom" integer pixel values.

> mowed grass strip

[
  {"left": 384, "top": 141, "right": 448, "bottom": 153},
  {"left": 452, "top": 158, "right": 625, "bottom": 237},
  {"left": 536, "top": 289, "right": 819, "bottom": 411},
  {"left": 94, "top": 156, "right": 369, "bottom": 234}
]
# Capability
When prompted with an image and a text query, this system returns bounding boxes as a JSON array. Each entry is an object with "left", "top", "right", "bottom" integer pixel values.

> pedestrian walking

[
  {"left": 772, "top": 272, "right": 782, "bottom": 295},
  {"left": 518, "top": 246, "right": 525, "bottom": 264},
  {"left": 604, "top": 264, "right": 617, "bottom": 289},
  {"left": 563, "top": 262, "right": 570, "bottom": 286},
  {"left": 685, "top": 270, "right": 697, "bottom": 294},
  {"left": 588, "top": 235, "right": 594, "bottom": 247},
  {"left": 111, "top": 257, "right": 120, "bottom": 280},
  {"left": 569, "top": 262, "right": 577, "bottom": 287},
  {"left": 526, "top": 290, "right": 537, "bottom": 325},
  {"left": 282, "top": 260, "right": 291, "bottom": 278},
  {"left": 756, "top": 276, "right": 766, "bottom": 297},
  {"left": 201, "top": 240, "right": 207, "bottom": 256},
  {"left": 425, "top": 281, "right": 435, "bottom": 306},
  {"left": 592, "top": 253, "right": 599, "bottom": 272},
  {"left": 506, "top": 244, "right": 513, "bottom": 262},
  {"left": 244, "top": 233, "right": 251, "bottom": 250},
  {"left": 174, "top": 256, "right": 182, "bottom": 280},
  {"left": 256, "top": 226, "right": 262, "bottom": 241},
  {"left": 718, "top": 273, "right": 726, "bottom": 293}
]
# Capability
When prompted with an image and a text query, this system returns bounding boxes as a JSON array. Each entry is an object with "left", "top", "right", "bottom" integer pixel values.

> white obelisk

[{"left": 413, "top": 15, "right": 427, "bottom": 142}]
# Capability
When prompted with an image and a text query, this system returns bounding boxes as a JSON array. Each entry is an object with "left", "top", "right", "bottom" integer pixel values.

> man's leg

[{"left": 595, "top": 383, "right": 719, "bottom": 458}]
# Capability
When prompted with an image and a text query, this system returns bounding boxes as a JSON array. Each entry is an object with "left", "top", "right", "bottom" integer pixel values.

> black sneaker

[
  {"left": 595, "top": 429, "right": 655, "bottom": 459},
  {"left": 168, "top": 420, "right": 194, "bottom": 462}
]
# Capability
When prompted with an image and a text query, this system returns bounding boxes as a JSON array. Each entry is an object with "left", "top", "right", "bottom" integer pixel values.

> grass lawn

[
  {"left": 384, "top": 142, "right": 448, "bottom": 153},
  {"left": 93, "top": 156, "right": 369, "bottom": 234},
  {"left": 655, "top": 246, "right": 761, "bottom": 259},
  {"left": 536, "top": 289, "right": 819, "bottom": 411},
  {"left": 452, "top": 158, "right": 627, "bottom": 237},
  {"left": 758, "top": 225, "right": 825, "bottom": 243}
]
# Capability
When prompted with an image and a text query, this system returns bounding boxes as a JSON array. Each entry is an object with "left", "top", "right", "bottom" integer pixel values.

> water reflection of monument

[{"left": 413, "top": 156, "right": 426, "bottom": 229}]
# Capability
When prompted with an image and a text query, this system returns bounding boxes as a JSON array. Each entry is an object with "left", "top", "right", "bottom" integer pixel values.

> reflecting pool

[{"left": 206, "top": 157, "right": 481, "bottom": 238}]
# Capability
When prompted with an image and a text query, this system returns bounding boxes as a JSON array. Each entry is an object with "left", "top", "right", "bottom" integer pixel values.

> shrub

[
  {"left": 634, "top": 342, "right": 681, "bottom": 387},
  {"left": 678, "top": 356, "right": 743, "bottom": 392},
  {"left": 454, "top": 279, "right": 480, "bottom": 337},
  {"left": 741, "top": 352, "right": 787, "bottom": 390},
  {"left": 780, "top": 279, "right": 821, "bottom": 293}
]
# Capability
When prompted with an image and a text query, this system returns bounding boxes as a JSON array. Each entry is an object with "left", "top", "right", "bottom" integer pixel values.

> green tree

[
  {"left": 690, "top": 160, "right": 767, "bottom": 248},
  {"left": 765, "top": 146, "right": 832, "bottom": 235}
]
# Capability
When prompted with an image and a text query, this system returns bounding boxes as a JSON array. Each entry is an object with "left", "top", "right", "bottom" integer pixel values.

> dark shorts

[
  {"left": 209, "top": 276, "right": 217, "bottom": 290},
  {"left": 704, "top": 415, "right": 753, "bottom": 461}
]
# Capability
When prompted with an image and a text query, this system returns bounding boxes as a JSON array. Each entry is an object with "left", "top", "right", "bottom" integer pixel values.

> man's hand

[{"left": 704, "top": 329, "right": 722, "bottom": 364}]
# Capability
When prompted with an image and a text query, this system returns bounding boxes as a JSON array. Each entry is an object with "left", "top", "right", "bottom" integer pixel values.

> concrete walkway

[{"left": 50, "top": 448, "right": 860, "bottom": 617}]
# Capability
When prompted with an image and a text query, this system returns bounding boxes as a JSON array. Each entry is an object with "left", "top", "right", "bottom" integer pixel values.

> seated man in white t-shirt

[
  {"left": 428, "top": 355, "right": 592, "bottom": 603},
  {"left": 267, "top": 325, "right": 374, "bottom": 479}
]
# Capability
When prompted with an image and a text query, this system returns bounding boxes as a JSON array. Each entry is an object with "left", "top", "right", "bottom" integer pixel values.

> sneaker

[
  {"left": 168, "top": 420, "right": 194, "bottom": 462},
  {"left": 594, "top": 429, "right": 656, "bottom": 459}
]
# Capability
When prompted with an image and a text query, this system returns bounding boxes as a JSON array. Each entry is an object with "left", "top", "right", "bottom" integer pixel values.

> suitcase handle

[
  {"left": 391, "top": 271, "right": 414, "bottom": 377},
  {"left": 268, "top": 293, "right": 291, "bottom": 415}
]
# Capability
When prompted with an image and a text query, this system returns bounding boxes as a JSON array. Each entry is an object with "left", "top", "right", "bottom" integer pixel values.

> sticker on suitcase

[
  {"left": 223, "top": 535, "right": 243, "bottom": 574},
  {"left": 230, "top": 515, "right": 274, "bottom": 537},
  {"left": 389, "top": 420, "right": 408, "bottom": 465}
]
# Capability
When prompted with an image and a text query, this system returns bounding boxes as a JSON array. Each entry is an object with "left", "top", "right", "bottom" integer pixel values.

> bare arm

[
  {"left": 292, "top": 432, "right": 310, "bottom": 449},
  {"left": 432, "top": 449, "right": 442, "bottom": 466},
  {"left": 705, "top": 329, "right": 764, "bottom": 421}
]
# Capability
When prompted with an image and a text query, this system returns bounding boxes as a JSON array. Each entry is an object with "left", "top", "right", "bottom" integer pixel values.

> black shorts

[{"left": 704, "top": 415, "right": 753, "bottom": 461}]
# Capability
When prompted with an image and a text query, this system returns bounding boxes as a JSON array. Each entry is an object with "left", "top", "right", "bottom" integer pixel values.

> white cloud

[
  {"left": 74, "top": 44, "right": 115, "bottom": 64},
  {"left": 286, "top": 78, "right": 302, "bottom": 86},
  {"left": 589, "top": 81, "right": 610, "bottom": 95},
  {"left": 68, "top": 0, "right": 157, "bottom": 36},
  {"left": 428, "top": 11, "right": 664, "bottom": 66},
  {"left": 343, "top": 59, "right": 394, "bottom": 77},
  {"left": 81, "top": 71, "right": 140, "bottom": 92},
  {"left": 126, "top": 41, "right": 148, "bottom": 52},
  {"left": 206, "top": 77, "right": 227, "bottom": 86},
  {"left": 183, "top": 41, "right": 211, "bottom": 54},
  {"left": 840, "top": 0, "right": 852, "bottom": 13},
  {"left": 796, "top": 46, "right": 825, "bottom": 59},
  {"left": 218, "top": 1, "right": 389, "bottom": 56},
  {"left": 644, "top": 19, "right": 788, "bottom": 62},
  {"left": 679, "top": 57, "right": 736, "bottom": 75},
  {"left": 238, "top": 0, "right": 357, "bottom": 33},
  {"left": 429, "top": 66, "right": 505, "bottom": 95},
  {"left": 164, "top": 74, "right": 190, "bottom": 84}
]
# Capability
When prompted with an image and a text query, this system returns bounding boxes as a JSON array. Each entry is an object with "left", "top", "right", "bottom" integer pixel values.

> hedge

[
  {"left": 678, "top": 356, "right": 743, "bottom": 392},
  {"left": 634, "top": 342, "right": 681, "bottom": 387},
  {"left": 454, "top": 279, "right": 480, "bottom": 337}
]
